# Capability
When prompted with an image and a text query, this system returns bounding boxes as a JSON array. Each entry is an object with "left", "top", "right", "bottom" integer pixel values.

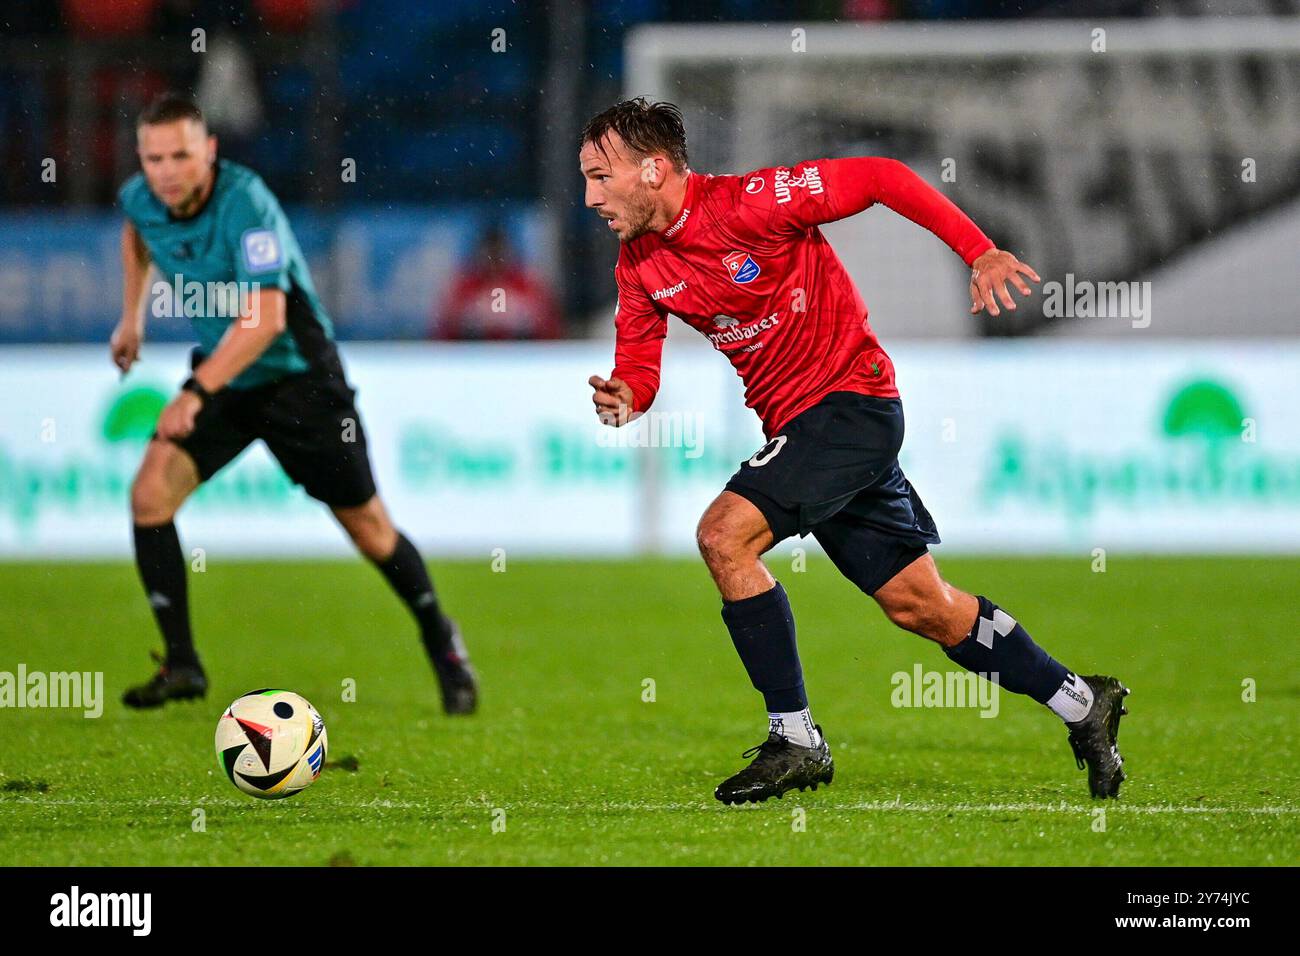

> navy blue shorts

[{"left": 724, "top": 391, "right": 939, "bottom": 594}]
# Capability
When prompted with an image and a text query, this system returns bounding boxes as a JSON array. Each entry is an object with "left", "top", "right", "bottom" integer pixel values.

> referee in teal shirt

[{"left": 113, "top": 93, "right": 476, "bottom": 715}]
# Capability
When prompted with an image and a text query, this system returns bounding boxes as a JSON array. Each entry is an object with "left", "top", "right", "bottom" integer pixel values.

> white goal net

[{"left": 626, "top": 19, "right": 1300, "bottom": 338}]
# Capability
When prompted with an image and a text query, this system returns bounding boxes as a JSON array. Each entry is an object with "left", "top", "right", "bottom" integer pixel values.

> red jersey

[{"left": 609, "top": 157, "right": 994, "bottom": 437}]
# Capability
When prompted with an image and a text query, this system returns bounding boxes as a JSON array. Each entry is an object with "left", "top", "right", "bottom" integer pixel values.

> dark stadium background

[{"left": 0, "top": 0, "right": 1296, "bottom": 872}]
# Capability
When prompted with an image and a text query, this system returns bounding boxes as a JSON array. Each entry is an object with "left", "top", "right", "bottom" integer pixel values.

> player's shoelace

[
  {"left": 1069, "top": 735, "right": 1088, "bottom": 770},
  {"left": 742, "top": 734, "right": 790, "bottom": 761}
]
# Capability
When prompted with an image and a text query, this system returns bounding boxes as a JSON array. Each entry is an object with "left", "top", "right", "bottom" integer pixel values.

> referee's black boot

[
  {"left": 715, "top": 725, "right": 833, "bottom": 805},
  {"left": 426, "top": 619, "right": 478, "bottom": 716},
  {"left": 1066, "top": 675, "right": 1130, "bottom": 799},
  {"left": 122, "top": 650, "right": 207, "bottom": 709}
]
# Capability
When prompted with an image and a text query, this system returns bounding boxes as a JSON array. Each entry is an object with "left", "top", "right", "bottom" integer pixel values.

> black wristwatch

[{"left": 181, "top": 376, "right": 215, "bottom": 405}]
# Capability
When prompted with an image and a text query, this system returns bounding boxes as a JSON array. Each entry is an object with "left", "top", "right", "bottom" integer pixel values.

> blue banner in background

[{"left": 0, "top": 205, "right": 548, "bottom": 343}]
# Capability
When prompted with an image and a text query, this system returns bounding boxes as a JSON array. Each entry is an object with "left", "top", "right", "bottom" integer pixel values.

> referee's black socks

[
  {"left": 132, "top": 521, "right": 200, "bottom": 669},
  {"left": 371, "top": 532, "right": 456, "bottom": 655}
]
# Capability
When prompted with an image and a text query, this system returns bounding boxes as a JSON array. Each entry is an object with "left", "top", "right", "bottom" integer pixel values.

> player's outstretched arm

[
  {"left": 112, "top": 220, "right": 151, "bottom": 373},
  {"left": 803, "top": 159, "right": 1041, "bottom": 318},
  {"left": 588, "top": 374, "right": 636, "bottom": 427},
  {"left": 968, "top": 248, "right": 1041, "bottom": 318},
  {"left": 155, "top": 287, "right": 288, "bottom": 441}
]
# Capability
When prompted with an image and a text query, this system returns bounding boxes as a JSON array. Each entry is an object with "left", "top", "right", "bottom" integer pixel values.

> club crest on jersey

[{"left": 723, "top": 250, "right": 760, "bottom": 284}]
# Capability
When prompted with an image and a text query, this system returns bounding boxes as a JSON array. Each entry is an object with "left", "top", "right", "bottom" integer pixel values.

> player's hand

[
  {"left": 110, "top": 317, "right": 143, "bottom": 373},
  {"left": 156, "top": 391, "right": 203, "bottom": 441},
  {"left": 588, "top": 374, "right": 635, "bottom": 427},
  {"left": 969, "top": 249, "right": 1040, "bottom": 317}
]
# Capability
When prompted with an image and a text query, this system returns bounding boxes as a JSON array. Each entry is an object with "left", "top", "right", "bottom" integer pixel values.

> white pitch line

[
  {"left": 798, "top": 801, "right": 1300, "bottom": 816},
  {"left": 2, "top": 797, "right": 1298, "bottom": 815}
]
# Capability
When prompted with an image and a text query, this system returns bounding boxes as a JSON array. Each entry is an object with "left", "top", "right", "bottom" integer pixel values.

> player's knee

[
  {"left": 130, "top": 472, "right": 177, "bottom": 525},
  {"left": 696, "top": 513, "right": 743, "bottom": 567},
  {"left": 338, "top": 505, "right": 396, "bottom": 560},
  {"left": 355, "top": 529, "right": 395, "bottom": 562}
]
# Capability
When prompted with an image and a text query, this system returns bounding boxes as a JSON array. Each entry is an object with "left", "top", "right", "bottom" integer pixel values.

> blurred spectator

[
  {"left": 432, "top": 226, "right": 562, "bottom": 341},
  {"left": 256, "top": 0, "right": 317, "bottom": 31},
  {"left": 196, "top": 32, "right": 265, "bottom": 137},
  {"left": 61, "top": 0, "right": 160, "bottom": 35},
  {"left": 842, "top": 0, "right": 899, "bottom": 18}
]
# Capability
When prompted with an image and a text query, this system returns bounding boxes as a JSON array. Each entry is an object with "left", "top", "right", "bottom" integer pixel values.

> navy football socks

[
  {"left": 721, "top": 581, "right": 808, "bottom": 713},
  {"left": 943, "top": 595, "right": 1069, "bottom": 703}
]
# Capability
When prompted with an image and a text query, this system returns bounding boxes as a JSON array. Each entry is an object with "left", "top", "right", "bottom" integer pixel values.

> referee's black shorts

[
  {"left": 167, "top": 351, "right": 377, "bottom": 509},
  {"left": 724, "top": 391, "right": 941, "bottom": 595}
]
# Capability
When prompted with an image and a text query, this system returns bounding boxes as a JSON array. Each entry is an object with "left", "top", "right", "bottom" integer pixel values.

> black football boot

[
  {"left": 715, "top": 725, "right": 834, "bottom": 805},
  {"left": 1066, "top": 675, "right": 1130, "bottom": 798},
  {"left": 426, "top": 618, "right": 478, "bottom": 715},
  {"left": 122, "top": 651, "right": 208, "bottom": 709}
]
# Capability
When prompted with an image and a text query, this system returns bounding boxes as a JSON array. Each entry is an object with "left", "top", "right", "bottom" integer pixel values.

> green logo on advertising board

[
  {"left": 1160, "top": 380, "right": 1244, "bottom": 442},
  {"left": 983, "top": 378, "right": 1298, "bottom": 519},
  {"left": 397, "top": 419, "right": 747, "bottom": 489},
  {"left": 102, "top": 386, "right": 169, "bottom": 444},
  {"left": 0, "top": 383, "right": 302, "bottom": 531}
]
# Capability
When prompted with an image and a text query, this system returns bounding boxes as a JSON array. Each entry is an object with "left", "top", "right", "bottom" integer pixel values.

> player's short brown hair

[
  {"left": 137, "top": 92, "right": 206, "bottom": 129},
  {"left": 581, "top": 97, "right": 689, "bottom": 172}
]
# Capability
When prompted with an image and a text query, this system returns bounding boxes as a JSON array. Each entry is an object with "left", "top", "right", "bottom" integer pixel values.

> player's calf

[
  {"left": 873, "top": 556, "right": 1131, "bottom": 798},
  {"left": 333, "top": 495, "right": 399, "bottom": 561},
  {"left": 697, "top": 492, "right": 829, "bottom": 799},
  {"left": 127, "top": 442, "right": 204, "bottom": 695},
  {"left": 350, "top": 505, "right": 478, "bottom": 716},
  {"left": 877, "top": 587, "right": 975, "bottom": 646},
  {"left": 872, "top": 553, "right": 976, "bottom": 646}
]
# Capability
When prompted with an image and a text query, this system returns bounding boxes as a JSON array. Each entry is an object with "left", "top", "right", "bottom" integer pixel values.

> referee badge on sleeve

[{"left": 241, "top": 228, "right": 283, "bottom": 272}]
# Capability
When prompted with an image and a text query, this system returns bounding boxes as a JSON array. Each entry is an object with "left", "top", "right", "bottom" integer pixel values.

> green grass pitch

[{"left": 1, "top": 556, "right": 1295, "bottom": 866}]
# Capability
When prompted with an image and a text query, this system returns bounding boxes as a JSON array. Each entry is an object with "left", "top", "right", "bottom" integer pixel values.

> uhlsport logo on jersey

[{"left": 723, "top": 250, "right": 760, "bottom": 284}]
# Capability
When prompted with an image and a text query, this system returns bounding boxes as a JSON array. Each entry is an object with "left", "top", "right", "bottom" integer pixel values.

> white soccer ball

[{"left": 215, "top": 690, "right": 327, "bottom": 799}]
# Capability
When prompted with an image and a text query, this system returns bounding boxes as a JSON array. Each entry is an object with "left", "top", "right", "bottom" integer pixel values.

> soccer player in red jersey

[{"left": 581, "top": 99, "right": 1130, "bottom": 803}]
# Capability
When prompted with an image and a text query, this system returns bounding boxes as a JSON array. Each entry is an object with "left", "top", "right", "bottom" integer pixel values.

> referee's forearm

[
  {"left": 193, "top": 294, "right": 287, "bottom": 392},
  {"left": 119, "top": 222, "right": 150, "bottom": 322}
]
